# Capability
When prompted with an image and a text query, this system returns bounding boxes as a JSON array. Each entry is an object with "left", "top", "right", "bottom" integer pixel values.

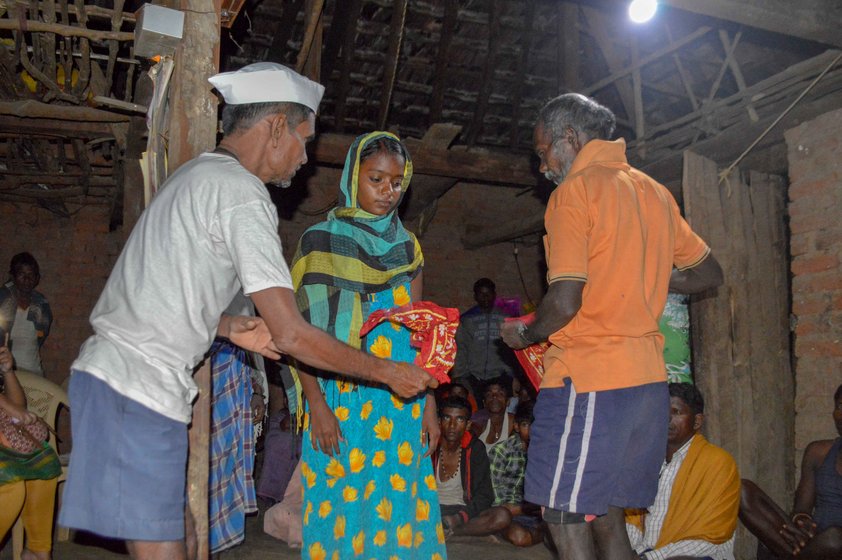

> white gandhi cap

[{"left": 208, "top": 62, "right": 325, "bottom": 112}]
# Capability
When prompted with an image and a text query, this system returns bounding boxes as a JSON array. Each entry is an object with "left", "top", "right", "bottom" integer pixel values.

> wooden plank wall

[{"left": 681, "top": 151, "right": 793, "bottom": 559}]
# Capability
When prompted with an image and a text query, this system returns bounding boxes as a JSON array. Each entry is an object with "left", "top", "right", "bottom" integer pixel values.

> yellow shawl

[{"left": 626, "top": 434, "right": 740, "bottom": 548}]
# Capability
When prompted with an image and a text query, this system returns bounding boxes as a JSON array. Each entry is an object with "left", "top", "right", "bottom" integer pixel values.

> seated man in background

[
  {"left": 433, "top": 395, "right": 511, "bottom": 538},
  {"left": 470, "top": 376, "right": 516, "bottom": 453},
  {"left": 740, "top": 384, "right": 842, "bottom": 559},
  {"left": 489, "top": 400, "right": 548, "bottom": 548},
  {"left": 626, "top": 383, "right": 740, "bottom": 560}
]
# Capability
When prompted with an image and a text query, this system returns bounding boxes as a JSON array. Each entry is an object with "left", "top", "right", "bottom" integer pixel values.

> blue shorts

[
  {"left": 58, "top": 371, "right": 188, "bottom": 541},
  {"left": 524, "top": 380, "right": 668, "bottom": 516}
]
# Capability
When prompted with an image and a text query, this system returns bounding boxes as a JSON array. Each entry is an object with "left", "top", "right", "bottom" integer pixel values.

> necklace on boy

[{"left": 438, "top": 449, "right": 461, "bottom": 481}]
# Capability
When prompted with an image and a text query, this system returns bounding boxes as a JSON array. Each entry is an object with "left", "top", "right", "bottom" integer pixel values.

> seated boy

[
  {"left": 433, "top": 395, "right": 511, "bottom": 538},
  {"left": 625, "top": 383, "right": 740, "bottom": 560},
  {"left": 489, "top": 400, "right": 547, "bottom": 547}
]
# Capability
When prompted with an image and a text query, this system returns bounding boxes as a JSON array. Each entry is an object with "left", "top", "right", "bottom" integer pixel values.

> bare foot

[{"left": 21, "top": 549, "right": 51, "bottom": 560}]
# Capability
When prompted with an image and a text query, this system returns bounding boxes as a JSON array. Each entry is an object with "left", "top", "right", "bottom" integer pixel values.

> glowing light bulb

[{"left": 629, "top": 0, "right": 657, "bottom": 23}]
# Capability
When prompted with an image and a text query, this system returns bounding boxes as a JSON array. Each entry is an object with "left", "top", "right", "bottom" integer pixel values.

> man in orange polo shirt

[{"left": 501, "top": 93, "right": 723, "bottom": 560}]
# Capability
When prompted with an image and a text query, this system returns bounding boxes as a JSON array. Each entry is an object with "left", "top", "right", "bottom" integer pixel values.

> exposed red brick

[
  {"left": 795, "top": 335, "right": 842, "bottom": 357},
  {"left": 788, "top": 177, "right": 836, "bottom": 200},
  {"left": 792, "top": 271, "right": 842, "bottom": 292},
  {"left": 791, "top": 253, "right": 838, "bottom": 276}
]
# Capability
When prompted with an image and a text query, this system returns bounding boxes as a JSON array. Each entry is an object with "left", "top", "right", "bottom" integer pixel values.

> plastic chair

[{"left": 10, "top": 370, "right": 70, "bottom": 560}]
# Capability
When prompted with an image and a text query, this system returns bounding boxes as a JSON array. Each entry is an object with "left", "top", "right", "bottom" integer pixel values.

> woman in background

[{"left": 0, "top": 345, "right": 60, "bottom": 560}]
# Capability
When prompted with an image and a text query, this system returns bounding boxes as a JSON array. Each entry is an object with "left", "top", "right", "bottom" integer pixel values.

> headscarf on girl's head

[
  {"left": 291, "top": 131, "right": 423, "bottom": 298},
  {"left": 285, "top": 132, "right": 423, "bottom": 416}
]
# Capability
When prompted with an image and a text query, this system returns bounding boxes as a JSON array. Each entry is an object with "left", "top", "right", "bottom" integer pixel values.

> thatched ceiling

[
  {"left": 1, "top": 0, "right": 841, "bottom": 220},
  {"left": 224, "top": 0, "right": 841, "bottom": 187}
]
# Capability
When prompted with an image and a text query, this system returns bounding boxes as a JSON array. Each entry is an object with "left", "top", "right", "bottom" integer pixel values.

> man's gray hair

[
  {"left": 221, "top": 101, "right": 312, "bottom": 136},
  {"left": 537, "top": 93, "right": 616, "bottom": 142}
]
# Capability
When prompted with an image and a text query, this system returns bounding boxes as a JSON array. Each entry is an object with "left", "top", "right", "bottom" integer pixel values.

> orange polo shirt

[{"left": 541, "top": 139, "right": 709, "bottom": 392}]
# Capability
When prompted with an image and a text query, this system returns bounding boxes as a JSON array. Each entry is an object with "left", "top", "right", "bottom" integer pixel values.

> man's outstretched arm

[
  {"left": 501, "top": 280, "right": 584, "bottom": 349},
  {"left": 669, "top": 253, "right": 724, "bottom": 294},
  {"left": 250, "top": 286, "right": 436, "bottom": 399}
]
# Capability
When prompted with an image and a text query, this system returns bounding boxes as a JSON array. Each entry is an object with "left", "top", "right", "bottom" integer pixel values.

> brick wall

[
  {"left": 0, "top": 172, "right": 549, "bottom": 385},
  {"left": 785, "top": 108, "right": 842, "bottom": 462},
  {"left": 0, "top": 203, "right": 122, "bottom": 386}
]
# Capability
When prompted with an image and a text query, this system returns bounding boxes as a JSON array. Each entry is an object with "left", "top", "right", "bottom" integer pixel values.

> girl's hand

[
  {"left": 309, "top": 400, "right": 344, "bottom": 457},
  {"left": 422, "top": 394, "right": 440, "bottom": 457}
]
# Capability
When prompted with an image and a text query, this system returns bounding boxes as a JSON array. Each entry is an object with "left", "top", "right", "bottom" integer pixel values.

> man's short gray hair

[
  {"left": 221, "top": 101, "right": 312, "bottom": 136},
  {"left": 537, "top": 93, "right": 616, "bottom": 142}
]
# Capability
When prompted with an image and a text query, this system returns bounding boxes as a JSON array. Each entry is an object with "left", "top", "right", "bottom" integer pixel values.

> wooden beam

[
  {"left": 467, "top": 0, "right": 502, "bottom": 146},
  {"left": 429, "top": 0, "right": 458, "bottom": 126},
  {"left": 639, "top": 76, "right": 842, "bottom": 184},
  {"left": 666, "top": 26, "right": 699, "bottom": 111},
  {"left": 463, "top": 210, "right": 544, "bottom": 249},
  {"left": 333, "top": 0, "right": 362, "bottom": 133},
  {"left": 465, "top": 49, "right": 842, "bottom": 244},
  {"left": 165, "top": 2, "right": 221, "bottom": 559},
  {"left": 167, "top": 0, "right": 219, "bottom": 170},
  {"left": 378, "top": 0, "right": 408, "bottom": 129},
  {"left": 559, "top": 1, "right": 579, "bottom": 91},
  {"left": 9, "top": 0, "right": 135, "bottom": 23},
  {"left": 295, "top": 0, "right": 325, "bottom": 75},
  {"left": 719, "top": 29, "right": 758, "bottom": 122},
  {"left": 319, "top": 0, "right": 350, "bottom": 83},
  {"left": 0, "top": 100, "right": 129, "bottom": 122},
  {"left": 581, "top": 6, "right": 641, "bottom": 122},
  {"left": 265, "top": 0, "right": 304, "bottom": 63},
  {"left": 401, "top": 124, "right": 461, "bottom": 219},
  {"left": 583, "top": 26, "right": 712, "bottom": 95},
  {"left": 401, "top": 175, "right": 457, "bottom": 221},
  {"left": 635, "top": 49, "right": 842, "bottom": 152},
  {"left": 0, "top": 18, "right": 133, "bottom": 41},
  {"left": 662, "top": 0, "right": 842, "bottom": 48},
  {"left": 631, "top": 36, "right": 645, "bottom": 149},
  {"left": 510, "top": 0, "right": 536, "bottom": 148},
  {"left": 703, "top": 31, "right": 742, "bottom": 108},
  {"left": 311, "top": 132, "right": 537, "bottom": 186},
  {"left": 0, "top": 176, "right": 115, "bottom": 187}
]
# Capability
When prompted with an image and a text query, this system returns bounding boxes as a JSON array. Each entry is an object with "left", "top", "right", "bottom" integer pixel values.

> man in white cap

[{"left": 58, "top": 63, "right": 437, "bottom": 560}]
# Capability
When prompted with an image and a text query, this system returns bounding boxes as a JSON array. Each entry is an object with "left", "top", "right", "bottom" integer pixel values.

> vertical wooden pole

[
  {"left": 682, "top": 151, "right": 793, "bottom": 559},
  {"left": 162, "top": 1, "right": 221, "bottom": 559},
  {"left": 167, "top": 0, "right": 221, "bottom": 171}
]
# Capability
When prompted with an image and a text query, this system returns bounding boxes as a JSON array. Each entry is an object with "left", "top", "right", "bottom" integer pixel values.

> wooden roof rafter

[
  {"left": 662, "top": 0, "right": 842, "bottom": 49},
  {"left": 377, "top": 0, "right": 408, "bottom": 128},
  {"left": 509, "top": 0, "right": 535, "bottom": 148},
  {"left": 428, "top": 0, "right": 458, "bottom": 126},
  {"left": 333, "top": 0, "right": 363, "bottom": 133},
  {"left": 558, "top": 1, "right": 580, "bottom": 92},
  {"left": 665, "top": 25, "right": 699, "bottom": 111},
  {"left": 466, "top": 0, "right": 502, "bottom": 146},
  {"left": 581, "top": 6, "right": 636, "bottom": 126}
]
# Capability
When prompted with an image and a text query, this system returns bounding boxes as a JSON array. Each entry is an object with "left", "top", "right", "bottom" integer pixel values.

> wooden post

[
  {"left": 166, "top": 0, "right": 221, "bottom": 170},
  {"left": 682, "top": 151, "right": 792, "bottom": 559},
  {"left": 161, "top": 1, "right": 221, "bottom": 559}
]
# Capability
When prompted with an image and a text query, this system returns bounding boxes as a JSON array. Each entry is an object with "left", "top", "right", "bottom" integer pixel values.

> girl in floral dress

[{"left": 291, "top": 132, "right": 446, "bottom": 560}]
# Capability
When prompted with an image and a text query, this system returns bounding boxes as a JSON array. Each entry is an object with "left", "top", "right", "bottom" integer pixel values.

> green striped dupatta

[{"left": 286, "top": 132, "right": 423, "bottom": 420}]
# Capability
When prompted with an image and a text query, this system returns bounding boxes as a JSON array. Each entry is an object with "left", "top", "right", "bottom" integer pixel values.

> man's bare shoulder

[{"left": 803, "top": 438, "right": 836, "bottom": 464}]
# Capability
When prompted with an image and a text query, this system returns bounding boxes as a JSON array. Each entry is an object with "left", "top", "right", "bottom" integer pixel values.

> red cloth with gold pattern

[
  {"left": 505, "top": 314, "right": 549, "bottom": 391},
  {"left": 360, "top": 301, "right": 460, "bottom": 384}
]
